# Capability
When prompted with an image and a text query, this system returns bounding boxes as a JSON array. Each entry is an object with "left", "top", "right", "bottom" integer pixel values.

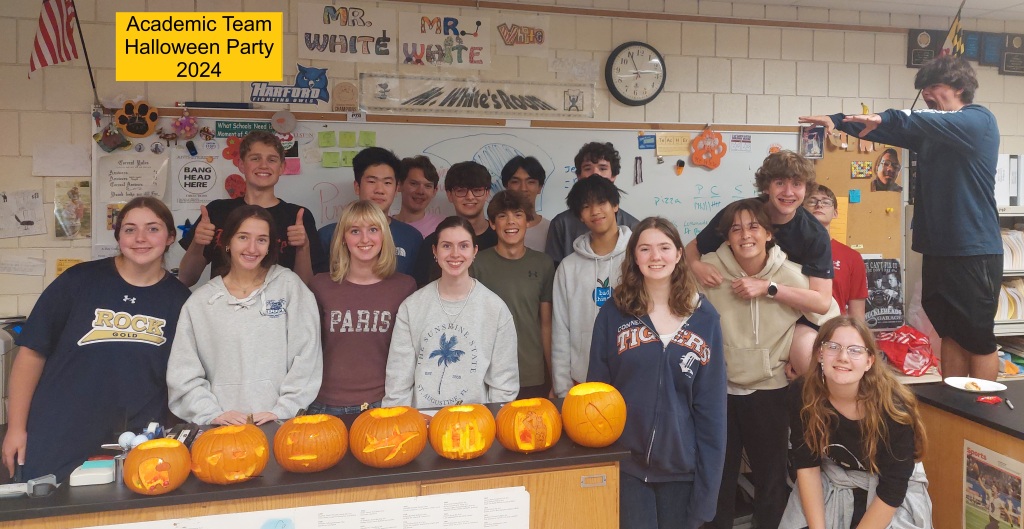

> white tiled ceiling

[{"left": 724, "top": 0, "right": 1024, "bottom": 21}]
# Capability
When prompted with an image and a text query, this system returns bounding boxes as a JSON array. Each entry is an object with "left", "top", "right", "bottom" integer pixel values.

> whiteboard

[{"left": 91, "top": 116, "right": 797, "bottom": 269}]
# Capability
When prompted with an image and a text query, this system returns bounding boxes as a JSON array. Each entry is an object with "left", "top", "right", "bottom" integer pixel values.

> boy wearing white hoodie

[{"left": 552, "top": 177, "right": 631, "bottom": 398}]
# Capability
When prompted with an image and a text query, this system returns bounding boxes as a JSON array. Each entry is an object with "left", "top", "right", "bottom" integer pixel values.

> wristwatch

[{"left": 766, "top": 282, "right": 779, "bottom": 299}]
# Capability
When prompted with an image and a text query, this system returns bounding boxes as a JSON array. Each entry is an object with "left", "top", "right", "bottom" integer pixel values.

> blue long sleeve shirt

[{"left": 830, "top": 105, "right": 1001, "bottom": 256}]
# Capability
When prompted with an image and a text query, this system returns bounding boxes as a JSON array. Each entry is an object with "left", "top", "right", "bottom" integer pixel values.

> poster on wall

[
  {"left": 864, "top": 258, "right": 904, "bottom": 330},
  {"left": 398, "top": 11, "right": 491, "bottom": 69},
  {"left": 964, "top": 441, "right": 1023, "bottom": 529},
  {"left": 0, "top": 189, "right": 46, "bottom": 239},
  {"left": 493, "top": 13, "right": 548, "bottom": 58},
  {"left": 168, "top": 149, "right": 230, "bottom": 209},
  {"left": 54, "top": 180, "right": 92, "bottom": 239},
  {"left": 298, "top": 2, "right": 397, "bottom": 64}
]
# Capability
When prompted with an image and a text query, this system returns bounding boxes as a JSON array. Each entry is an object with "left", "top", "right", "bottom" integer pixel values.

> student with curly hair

[{"left": 782, "top": 316, "right": 931, "bottom": 529}]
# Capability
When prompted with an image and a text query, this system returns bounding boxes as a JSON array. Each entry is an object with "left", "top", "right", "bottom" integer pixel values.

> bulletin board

[
  {"left": 810, "top": 134, "right": 905, "bottom": 260},
  {"left": 90, "top": 108, "right": 799, "bottom": 270}
]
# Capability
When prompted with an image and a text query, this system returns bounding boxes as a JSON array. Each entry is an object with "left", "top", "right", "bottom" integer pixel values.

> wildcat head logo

[
  {"left": 250, "top": 65, "right": 330, "bottom": 105},
  {"left": 263, "top": 298, "right": 287, "bottom": 318}
]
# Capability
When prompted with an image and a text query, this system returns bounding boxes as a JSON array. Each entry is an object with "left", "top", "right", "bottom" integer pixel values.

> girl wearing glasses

[
  {"left": 700, "top": 198, "right": 839, "bottom": 529},
  {"left": 782, "top": 316, "right": 930, "bottom": 529}
]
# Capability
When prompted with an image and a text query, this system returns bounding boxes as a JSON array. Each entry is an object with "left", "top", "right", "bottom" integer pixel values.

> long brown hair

[
  {"left": 613, "top": 217, "right": 698, "bottom": 318},
  {"left": 801, "top": 316, "right": 927, "bottom": 474}
]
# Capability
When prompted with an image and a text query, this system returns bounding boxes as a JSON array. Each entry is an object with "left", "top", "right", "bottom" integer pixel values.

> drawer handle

[{"left": 580, "top": 474, "right": 607, "bottom": 488}]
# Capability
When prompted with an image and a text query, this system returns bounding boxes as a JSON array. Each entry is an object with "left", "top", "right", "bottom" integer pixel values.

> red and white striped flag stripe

[{"left": 28, "top": 0, "right": 79, "bottom": 78}]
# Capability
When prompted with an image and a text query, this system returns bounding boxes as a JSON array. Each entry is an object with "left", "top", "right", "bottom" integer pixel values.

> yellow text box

[
  {"left": 116, "top": 12, "right": 282, "bottom": 82},
  {"left": 655, "top": 132, "right": 691, "bottom": 156}
]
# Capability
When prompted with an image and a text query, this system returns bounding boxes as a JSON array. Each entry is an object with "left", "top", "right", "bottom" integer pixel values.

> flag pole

[
  {"left": 910, "top": 0, "right": 967, "bottom": 110},
  {"left": 68, "top": 0, "right": 100, "bottom": 107}
]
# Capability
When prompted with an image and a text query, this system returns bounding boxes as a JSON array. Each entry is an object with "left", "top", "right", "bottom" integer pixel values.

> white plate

[{"left": 944, "top": 377, "right": 1007, "bottom": 393}]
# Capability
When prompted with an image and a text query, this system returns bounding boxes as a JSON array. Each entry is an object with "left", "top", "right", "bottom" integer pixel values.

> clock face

[{"left": 606, "top": 41, "right": 666, "bottom": 106}]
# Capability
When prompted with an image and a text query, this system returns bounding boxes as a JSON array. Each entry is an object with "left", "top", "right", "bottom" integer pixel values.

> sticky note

[
  {"left": 322, "top": 151, "right": 341, "bottom": 168},
  {"left": 318, "top": 131, "right": 337, "bottom": 148},
  {"left": 849, "top": 189, "right": 861, "bottom": 203},
  {"left": 339, "top": 131, "right": 357, "bottom": 148},
  {"left": 358, "top": 131, "right": 376, "bottom": 147},
  {"left": 342, "top": 150, "right": 358, "bottom": 167}
]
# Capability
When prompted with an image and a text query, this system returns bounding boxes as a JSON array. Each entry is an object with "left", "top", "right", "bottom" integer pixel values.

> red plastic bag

[{"left": 875, "top": 325, "right": 940, "bottom": 377}]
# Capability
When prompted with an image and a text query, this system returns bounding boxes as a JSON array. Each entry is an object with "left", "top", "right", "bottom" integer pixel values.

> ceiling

[{"left": 721, "top": 0, "right": 1024, "bottom": 22}]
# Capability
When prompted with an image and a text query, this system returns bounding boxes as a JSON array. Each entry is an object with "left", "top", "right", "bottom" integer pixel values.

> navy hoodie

[{"left": 587, "top": 294, "right": 727, "bottom": 525}]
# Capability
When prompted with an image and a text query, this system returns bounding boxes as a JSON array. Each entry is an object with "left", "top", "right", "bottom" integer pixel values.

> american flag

[{"left": 28, "top": 0, "right": 79, "bottom": 77}]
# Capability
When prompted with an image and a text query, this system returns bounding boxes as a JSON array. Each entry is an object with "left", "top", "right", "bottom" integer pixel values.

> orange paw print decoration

[{"left": 690, "top": 127, "right": 728, "bottom": 170}]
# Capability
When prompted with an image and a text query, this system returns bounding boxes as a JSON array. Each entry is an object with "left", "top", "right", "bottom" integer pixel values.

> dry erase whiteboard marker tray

[{"left": 945, "top": 376, "right": 1007, "bottom": 393}]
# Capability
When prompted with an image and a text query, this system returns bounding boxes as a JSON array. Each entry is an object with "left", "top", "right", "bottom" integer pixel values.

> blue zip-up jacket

[
  {"left": 829, "top": 105, "right": 1001, "bottom": 257},
  {"left": 587, "top": 294, "right": 727, "bottom": 525}
]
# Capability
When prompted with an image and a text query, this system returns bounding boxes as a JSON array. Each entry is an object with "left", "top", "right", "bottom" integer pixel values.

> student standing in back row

[
  {"left": 394, "top": 155, "right": 446, "bottom": 238},
  {"left": 501, "top": 155, "right": 550, "bottom": 252},
  {"left": 178, "top": 130, "right": 326, "bottom": 286},
  {"left": 804, "top": 185, "right": 868, "bottom": 326},
  {"left": 545, "top": 142, "right": 639, "bottom": 266},
  {"left": 318, "top": 147, "right": 422, "bottom": 276},
  {"left": 801, "top": 55, "right": 1001, "bottom": 381}
]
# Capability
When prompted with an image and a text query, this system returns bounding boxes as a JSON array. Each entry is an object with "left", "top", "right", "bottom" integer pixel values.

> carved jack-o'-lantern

[
  {"left": 273, "top": 414, "right": 348, "bottom": 473},
  {"left": 349, "top": 407, "right": 428, "bottom": 468},
  {"left": 428, "top": 404, "right": 496, "bottom": 460},
  {"left": 561, "top": 382, "right": 627, "bottom": 448},
  {"left": 190, "top": 423, "right": 269, "bottom": 485},
  {"left": 123, "top": 438, "right": 191, "bottom": 495},
  {"left": 495, "top": 398, "right": 562, "bottom": 454}
]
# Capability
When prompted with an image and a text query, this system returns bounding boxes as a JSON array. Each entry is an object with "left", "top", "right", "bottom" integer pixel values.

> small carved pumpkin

[
  {"left": 190, "top": 423, "right": 269, "bottom": 485},
  {"left": 348, "top": 406, "right": 428, "bottom": 468},
  {"left": 273, "top": 414, "right": 348, "bottom": 473},
  {"left": 123, "top": 438, "right": 191, "bottom": 495},
  {"left": 428, "top": 404, "right": 496, "bottom": 461},
  {"left": 561, "top": 382, "right": 627, "bottom": 448},
  {"left": 495, "top": 398, "right": 562, "bottom": 454}
]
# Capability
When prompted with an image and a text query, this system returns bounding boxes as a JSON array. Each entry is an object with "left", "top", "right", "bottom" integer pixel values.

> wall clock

[{"left": 605, "top": 41, "right": 666, "bottom": 106}]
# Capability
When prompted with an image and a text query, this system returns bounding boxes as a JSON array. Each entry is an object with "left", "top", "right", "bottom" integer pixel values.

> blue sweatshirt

[
  {"left": 587, "top": 294, "right": 727, "bottom": 525},
  {"left": 830, "top": 105, "right": 1001, "bottom": 256}
]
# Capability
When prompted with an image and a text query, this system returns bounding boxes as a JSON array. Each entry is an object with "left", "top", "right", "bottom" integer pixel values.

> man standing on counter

[{"left": 801, "top": 55, "right": 1002, "bottom": 381}]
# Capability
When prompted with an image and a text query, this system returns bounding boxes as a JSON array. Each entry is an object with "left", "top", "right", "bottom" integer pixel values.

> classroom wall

[{"left": 2, "top": 0, "right": 1022, "bottom": 317}]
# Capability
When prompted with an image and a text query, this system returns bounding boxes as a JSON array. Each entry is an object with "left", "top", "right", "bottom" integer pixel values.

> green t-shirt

[{"left": 472, "top": 247, "right": 555, "bottom": 387}]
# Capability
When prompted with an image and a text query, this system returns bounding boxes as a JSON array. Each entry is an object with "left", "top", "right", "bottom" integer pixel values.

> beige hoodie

[{"left": 701, "top": 244, "right": 839, "bottom": 391}]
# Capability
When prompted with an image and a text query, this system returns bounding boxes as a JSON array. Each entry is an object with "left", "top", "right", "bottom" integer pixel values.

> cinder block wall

[{"left": 1, "top": 0, "right": 1018, "bottom": 316}]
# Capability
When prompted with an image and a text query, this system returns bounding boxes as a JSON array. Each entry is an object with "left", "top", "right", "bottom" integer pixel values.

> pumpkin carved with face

[
  {"left": 123, "top": 438, "right": 191, "bottom": 495},
  {"left": 349, "top": 406, "right": 428, "bottom": 468},
  {"left": 561, "top": 382, "right": 627, "bottom": 448},
  {"left": 495, "top": 398, "right": 562, "bottom": 454},
  {"left": 190, "top": 423, "right": 269, "bottom": 485},
  {"left": 273, "top": 414, "right": 348, "bottom": 473},
  {"left": 428, "top": 404, "right": 496, "bottom": 460}
]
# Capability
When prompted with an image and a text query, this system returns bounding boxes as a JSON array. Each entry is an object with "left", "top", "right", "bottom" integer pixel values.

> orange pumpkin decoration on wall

[
  {"left": 495, "top": 398, "right": 562, "bottom": 454},
  {"left": 429, "top": 404, "right": 496, "bottom": 460},
  {"left": 190, "top": 423, "right": 269, "bottom": 485},
  {"left": 273, "top": 414, "right": 348, "bottom": 473},
  {"left": 349, "top": 406, "right": 428, "bottom": 468},
  {"left": 561, "top": 382, "right": 627, "bottom": 448},
  {"left": 123, "top": 438, "right": 191, "bottom": 495}
]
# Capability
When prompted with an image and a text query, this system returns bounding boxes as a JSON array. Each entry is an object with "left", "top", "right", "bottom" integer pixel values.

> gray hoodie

[
  {"left": 551, "top": 226, "right": 631, "bottom": 397},
  {"left": 168, "top": 265, "right": 323, "bottom": 424}
]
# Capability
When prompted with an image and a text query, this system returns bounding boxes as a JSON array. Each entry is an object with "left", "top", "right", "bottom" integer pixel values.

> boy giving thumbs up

[{"left": 178, "top": 131, "right": 327, "bottom": 287}]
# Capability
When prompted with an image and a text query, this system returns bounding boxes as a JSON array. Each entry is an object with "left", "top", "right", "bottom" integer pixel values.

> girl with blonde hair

[{"left": 308, "top": 200, "right": 416, "bottom": 416}]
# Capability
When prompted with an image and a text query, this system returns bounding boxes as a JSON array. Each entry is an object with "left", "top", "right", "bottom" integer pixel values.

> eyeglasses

[
  {"left": 453, "top": 187, "right": 487, "bottom": 198},
  {"left": 879, "top": 160, "right": 901, "bottom": 171},
  {"left": 820, "top": 341, "right": 869, "bottom": 360},
  {"left": 805, "top": 198, "right": 834, "bottom": 208}
]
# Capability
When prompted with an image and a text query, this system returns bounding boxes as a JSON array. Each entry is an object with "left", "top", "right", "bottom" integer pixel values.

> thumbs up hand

[
  {"left": 192, "top": 205, "right": 216, "bottom": 246},
  {"left": 287, "top": 208, "right": 308, "bottom": 249}
]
